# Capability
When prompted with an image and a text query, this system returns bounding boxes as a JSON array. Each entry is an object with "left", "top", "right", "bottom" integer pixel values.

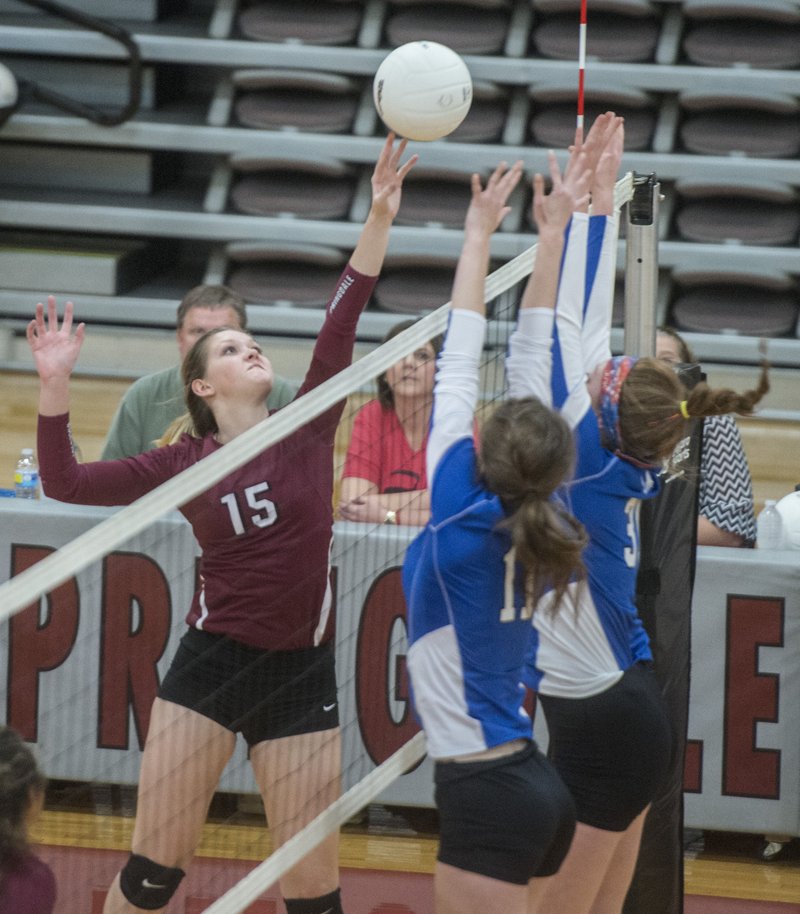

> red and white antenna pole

[{"left": 577, "top": 0, "right": 587, "bottom": 133}]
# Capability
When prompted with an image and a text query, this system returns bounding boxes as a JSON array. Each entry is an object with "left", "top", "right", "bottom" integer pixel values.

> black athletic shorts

[
  {"left": 158, "top": 628, "right": 340, "bottom": 746},
  {"left": 539, "top": 661, "right": 673, "bottom": 832},
  {"left": 434, "top": 741, "right": 576, "bottom": 885}
]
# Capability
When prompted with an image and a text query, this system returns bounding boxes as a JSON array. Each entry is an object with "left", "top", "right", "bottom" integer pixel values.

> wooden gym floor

[{"left": 29, "top": 797, "right": 800, "bottom": 913}]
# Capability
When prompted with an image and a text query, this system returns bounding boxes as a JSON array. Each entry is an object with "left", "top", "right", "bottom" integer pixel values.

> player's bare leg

[
  {"left": 250, "top": 726, "right": 343, "bottom": 900},
  {"left": 102, "top": 698, "right": 236, "bottom": 913}
]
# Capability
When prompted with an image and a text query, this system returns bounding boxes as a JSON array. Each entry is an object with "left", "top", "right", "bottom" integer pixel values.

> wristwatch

[{"left": 384, "top": 509, "right": 398, "bottom": 525}]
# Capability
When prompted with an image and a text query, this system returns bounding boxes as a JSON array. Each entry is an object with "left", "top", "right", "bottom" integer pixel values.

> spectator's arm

[{"left": 697, "top": 516, "right": 746, "bottom": 547}]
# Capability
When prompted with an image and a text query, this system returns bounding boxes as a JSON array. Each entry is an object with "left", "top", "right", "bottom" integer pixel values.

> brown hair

[
  {"left": 176, "top": 284, "right": 247, "bottom": 331},
  {"left": 376, "top": 319, "right": 445, "bottom": 410},
  {"left": 157, "top": 326, "right": 234, "bottom": 445},
  {"left": 657, "top": 326, "right": 695, "bottom": 364},
  {"left": 0, "top": 726, "right": 46, "bottom": 865},
  {"left": 618, "top": 356, "right": 770, "bottom": 466},
  {"left": 480, "top": 397, "right": 586, "bottom": 609}
]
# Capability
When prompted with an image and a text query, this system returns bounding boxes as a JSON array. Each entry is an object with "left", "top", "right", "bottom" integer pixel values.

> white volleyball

[
  {"left": 0, "top": 62, "right": 18, "bottom": 127},
  {"left": 373, "top": 41, "right": 473, "bottom": 142}
]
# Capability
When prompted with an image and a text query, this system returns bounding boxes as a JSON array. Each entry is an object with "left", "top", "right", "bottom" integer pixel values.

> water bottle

[
  {"left": 14, "top": 447, "right": 39, "bottom": 500},
  {"left": 756, "top": 499, "right": 783, "bottom": 550}
]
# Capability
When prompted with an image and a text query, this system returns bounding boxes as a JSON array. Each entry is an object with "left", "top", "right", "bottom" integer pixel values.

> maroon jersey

[
  {"left": 0, "top": 853, "right": 56, "bottom": 913},
  {"left": 38, "top": 266, "right": 377, "bottom": 650}
]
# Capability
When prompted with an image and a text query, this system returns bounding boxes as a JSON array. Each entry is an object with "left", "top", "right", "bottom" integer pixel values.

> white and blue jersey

[
  {"left": 523, "top": 213, "right": 660, "bottom": 699},
  {"left": 403, "top": 308, "right": 551, "bottom": 760}
]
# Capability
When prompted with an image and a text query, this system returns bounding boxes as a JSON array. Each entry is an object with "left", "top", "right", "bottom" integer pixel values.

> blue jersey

[
  {"left": 403, "top": 309, "right": 541, "bottom": 759},
  {"left": 523, "top": 213, "right": 659, "bottom": 699}
]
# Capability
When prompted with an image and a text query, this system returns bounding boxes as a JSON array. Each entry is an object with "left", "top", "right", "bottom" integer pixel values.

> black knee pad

[{"left": 119, "top": 853, "right": 185, "bottom": 910}]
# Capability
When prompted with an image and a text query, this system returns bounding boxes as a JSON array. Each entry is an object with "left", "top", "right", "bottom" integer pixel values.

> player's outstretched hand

[
  {"left": 591, "top": 115, "right": 625, "bottom": 214},
  {"left": 532, "top": 149, "right": 591, "bottom": 238},
  {"left": 564, "top": 112, "right": 624, "bottom": 214},
  {"left": 26, "top": 295, "right": 85, "bottom": 383},
  {"left": 370, "top": 132, "right": 419, "bottom": 222},
  {"left": 464, "top": 160, "right": 524, "bottom": 240}
]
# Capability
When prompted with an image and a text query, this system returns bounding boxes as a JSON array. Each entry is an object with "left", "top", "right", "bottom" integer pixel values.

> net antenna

[{"left": 577, "top": 0, "right": 588, "bottom": 132}]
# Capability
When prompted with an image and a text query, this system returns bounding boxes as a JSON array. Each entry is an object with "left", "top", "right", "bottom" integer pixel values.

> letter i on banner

[{"left": 577, "top": 0, "right": 587, "bottom": 132}]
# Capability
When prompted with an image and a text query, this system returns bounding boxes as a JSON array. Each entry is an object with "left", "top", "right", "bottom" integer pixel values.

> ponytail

[
  {"left": 684, "top": 361, "right": 769, "bottom": 421},
  {"left": 618, "top": 356, "right": 769, "bottom": 466},
  {"left": 156, "top": 413, "right": 197, "bottom": 448},
  {"left": 481, "top": 398, "right": 586, "bottom": 613},
  {"left": 507, "top": 494, "right": 587, "bottom": 609}
]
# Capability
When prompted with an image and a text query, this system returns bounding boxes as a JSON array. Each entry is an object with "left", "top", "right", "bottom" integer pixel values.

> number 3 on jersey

[
  {"left": 623, "top": 497, "right": 641, "bottom": 568},
  {"left": 221, "top": 482, "right": 278, "bottom": 535}
]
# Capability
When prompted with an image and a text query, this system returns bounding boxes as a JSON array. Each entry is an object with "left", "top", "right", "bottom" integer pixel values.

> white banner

[{"left": 2, "top": 501, "right": 799, "bottom": 831}]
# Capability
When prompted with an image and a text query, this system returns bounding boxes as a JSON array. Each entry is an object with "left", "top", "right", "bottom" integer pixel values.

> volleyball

[
  {"left": 0, "top": 62, "right": 18, "bottom": 127},
  {"left": 373, "top": 41, "right": 473, "bottom": 142}
]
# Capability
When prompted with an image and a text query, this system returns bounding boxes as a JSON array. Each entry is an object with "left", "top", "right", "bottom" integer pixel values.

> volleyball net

[{"left": 0, "top": 175, "right": 635, "bottom": 912}]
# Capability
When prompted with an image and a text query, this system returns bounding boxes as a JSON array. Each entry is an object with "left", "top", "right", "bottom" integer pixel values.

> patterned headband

[{"left": 598, "top": 355, "right": 638, "bottom": 453}]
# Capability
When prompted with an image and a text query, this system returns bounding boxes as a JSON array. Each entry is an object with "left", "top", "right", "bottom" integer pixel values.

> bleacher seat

[
  {"left": 393, "top": 166, "right": 474, "bottom": 229},
  {"left": 669, "top": 269, "right": 799, "bottom": 338},
  {"left": 2, "top": 0, "right": 800, "bottom": 390},
  {"left": 237, "top": 0, "right": 365, "bottom": 46},
  {"left": 232, "top": 70, "right": 362, "bottom": 133},
  {"left": 384, "top": 1, "right": 512, "bottom": 55},
  {"left": 228, "top": 155, "right": 357, "bottom": 220},
  {"left": 531, "top": 0, "right": 660, "bottom": 63},
  {"left": 373, "top": 255, "right": 458, "bottom": 315},
  {"left": 528, "top": 84, "right": 657, "bottom": 151},
  {"left": 225, "top": 242, "right": 347, "bottom": 307},
  {"left": 678, "top": 91, "right": 800, "bottom": 159},
  {"left": 681, "top": 0, "right": 800, "bottom": 70},
  {"left": 673, "top": 180, "right": 800, "bottom": 247},
  {"left": 447, "top": 81, "right": 510, "bottom": 144}
]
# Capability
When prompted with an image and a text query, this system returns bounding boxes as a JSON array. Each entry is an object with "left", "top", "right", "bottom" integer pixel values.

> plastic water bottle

[
  {"left": 14, "top": 447, "right": 39, "bottom": 500},
  {"left": 756, "top": 499, "right": 783, "bottom": 550}
]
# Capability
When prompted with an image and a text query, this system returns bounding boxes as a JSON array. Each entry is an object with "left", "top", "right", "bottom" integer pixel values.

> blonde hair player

[{"left": 26, "top": 135, "right": 417, "bottom": 914}]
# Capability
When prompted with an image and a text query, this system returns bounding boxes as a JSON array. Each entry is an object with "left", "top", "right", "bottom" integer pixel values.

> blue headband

[{"left": 598, "top": 355, "right": 638, "bottom": 453}]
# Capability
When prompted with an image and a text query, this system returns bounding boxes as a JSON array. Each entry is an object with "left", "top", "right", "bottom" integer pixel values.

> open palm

[{"left": 26, "top": 295, "right": 85, "bottom": 382}]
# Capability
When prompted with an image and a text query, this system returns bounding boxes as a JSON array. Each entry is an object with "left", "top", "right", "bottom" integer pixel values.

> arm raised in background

[
  {"left": 426, "top": 161, "right": 523, "bottom": 483},
  {"left": 580, "top": 115, "right": 624, "bottom": 374},
  {"left": 506, "top": 148, "right": 591, "bottom": 404},
  {"left": 27, "top": 295, "right": 84, "bottom": 417}
]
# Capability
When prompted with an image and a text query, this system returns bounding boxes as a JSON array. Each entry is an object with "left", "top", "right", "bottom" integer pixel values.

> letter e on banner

[{"left": 724, "top": 594, "right": 783, "bottom": 799}]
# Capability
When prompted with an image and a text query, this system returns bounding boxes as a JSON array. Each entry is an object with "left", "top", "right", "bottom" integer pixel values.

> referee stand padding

[{"left": 626, "top": 387, "right": 704, "bottom": 914}]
